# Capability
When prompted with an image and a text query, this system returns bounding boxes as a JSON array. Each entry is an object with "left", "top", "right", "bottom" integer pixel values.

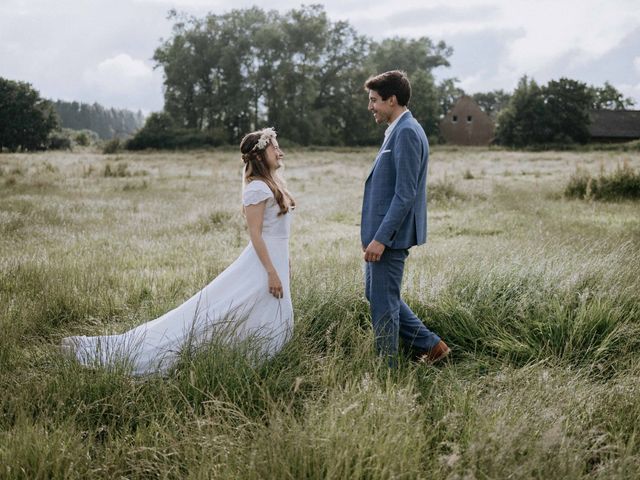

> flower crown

[{"left": 252, "top": 127, "right": 277, "bottom": 151}]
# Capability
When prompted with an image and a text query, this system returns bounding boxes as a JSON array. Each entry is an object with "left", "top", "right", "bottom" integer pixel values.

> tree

[
  {"left": 127, "top": 112, "right": 176, "bottom": 149},
  {"left": 154, "top": 8, "right": 278, "bottom": 143},
  {"left": 436, "top": 78, "right": 465, "bottom": 119},
  {"left": 589, "top": 81, "right": 635, "bottom": 110},
  {"left": 0, "top": 77, "right": 58, "bottom": 152},
  {"left": 366, "top": 37, "right": 453, "bottom": 140},
  {"left": 368, "top": 37, "right": 452, "bottom": 138},
  {"left": 495, "top": 76, "right": 547, "bottom": 147},
  {"left": 153, "top": 5, "right": 453, "bottom": 146},
  {"left": 409, "top": 70, "right": 440, "bottom": 139},
  {"left": 310, "top": 20, "right": 373, "bottom": 145},
  {"left": 497, "top": 76, "right": 596, "bottom": 147},
  {"left": 543, "top": 78, "right": 592, "bottom": 143},
  {"left": 472, "top": 90, "right": 511, "bottom": 117},
  {"left": 264, "top": 5, "right": 331, "bottom": 145},
  {"left": 368, "top": 37, "right": 451, "bottom": 75}
]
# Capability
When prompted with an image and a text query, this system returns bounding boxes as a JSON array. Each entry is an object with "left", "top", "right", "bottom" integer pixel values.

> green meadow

[{"left": 1, "top": 146, "right": 639, "bottom": 479}]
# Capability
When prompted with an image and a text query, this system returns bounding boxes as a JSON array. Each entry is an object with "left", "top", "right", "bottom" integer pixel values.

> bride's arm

[{"left": 245, "top": 201, "right": 283, "bottom": 298}]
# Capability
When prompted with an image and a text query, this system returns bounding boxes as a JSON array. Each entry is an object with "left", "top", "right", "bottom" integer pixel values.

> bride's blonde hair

[{"left": 240, "top": 128, "right": 295, "bottom": 216}]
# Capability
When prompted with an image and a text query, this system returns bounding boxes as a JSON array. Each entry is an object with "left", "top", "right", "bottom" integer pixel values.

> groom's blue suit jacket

[{"left": 361, "top": 111, "right": 429, "bottom": 249}]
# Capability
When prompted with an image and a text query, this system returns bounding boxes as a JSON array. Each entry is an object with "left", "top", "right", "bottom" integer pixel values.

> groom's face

[{"left": 368, "top": 89, "right": 394, "bottom": 125}]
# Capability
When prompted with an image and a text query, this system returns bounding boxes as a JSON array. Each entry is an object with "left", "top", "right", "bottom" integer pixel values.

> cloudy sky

[{"left": 1, "top": 0, "right": 639, "bottom": 113}]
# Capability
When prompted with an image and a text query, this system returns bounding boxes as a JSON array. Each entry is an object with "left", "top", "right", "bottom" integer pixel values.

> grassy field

[{"left": 1, "top": 146, "right": 639, "bottom": 479}]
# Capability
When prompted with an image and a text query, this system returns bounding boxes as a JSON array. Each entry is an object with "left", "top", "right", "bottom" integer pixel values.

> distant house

[
  {"left": 440, "top": 96, "right": 495, "bottom": 146},
  {"left": 588, "top": 110, "right": 640, "bottom": 142}
]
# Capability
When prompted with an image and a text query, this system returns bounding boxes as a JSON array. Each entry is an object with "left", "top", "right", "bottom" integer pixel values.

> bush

[
  {"left": 74, "top": 132, "right": 89, "bottom": 146},
  {"left": 585, "top": 140, "right": 640, "bottom": 152},
  {"left": 46, "top": 129, "right": 100, "bottom": 150},
  {"left": 127, "top": 128, "right": 222, "bottom": 150},
  {"left": 102, "top": 138, "right": 122, "bottom": 154},
  {"left": 565, "top": 161, "right": 640, "bottom": 200},
  {"left": 74, "top": 129, "right": 100, "bottom": 147},
  {"left": 126, "top": 112, "right": 224, "bottom": 150},
  {"left": 428, "top": 176, "right": 467, "bottom": 203},
  {"left": 103, "top": 162, "right": 130, "bottom": 177},
  {"left": 47, "top": 131, "right": 72, "bottom": 150}
]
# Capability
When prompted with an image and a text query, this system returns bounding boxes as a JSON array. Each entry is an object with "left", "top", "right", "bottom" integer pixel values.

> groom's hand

[{"left": 364, "top": 240, "right": 385, "bottom": 262}]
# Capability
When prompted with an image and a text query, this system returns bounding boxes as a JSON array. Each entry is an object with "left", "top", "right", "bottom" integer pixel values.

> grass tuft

[{"left": 565, "top": 160, "right": 640, "bottom": 200}]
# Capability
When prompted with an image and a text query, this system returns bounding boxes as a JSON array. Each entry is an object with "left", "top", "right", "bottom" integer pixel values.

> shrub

[
  {"left": 103, "top": 162, "right": 130, "bottom": 177},
  {"left": 127, "top": 128, "right": 222, "bottom": 150},
  {"left": 75, "top": 132, "right": 89, "bottom": 146},
  {"left": 73, "top": 129, "right": 99, "bottom": 147},
  {"left": 428, "top": 176, "right": 467, "bottom": 203},
  {"left": 47, "top": 131, "right": 72, "bottom": 150},
  {"left": 565, "top": 160, "right": 640, "bottom": 200},
  {"left": 125, "top": 112, "right": 225, "bottom": 150},
  {"left": 102, "top": 138, "right": 122, "bottom": 154},
  {"left": 564, "top": 167, "right": 591, "bottom": 199}
]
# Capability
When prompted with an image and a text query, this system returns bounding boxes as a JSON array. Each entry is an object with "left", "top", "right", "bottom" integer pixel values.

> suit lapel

[
  {"left": 365, "top": 112, "right": 413, "bottom": 182},
  {"left": 365, "top": 141, "right": 389, "bottom": 181}
]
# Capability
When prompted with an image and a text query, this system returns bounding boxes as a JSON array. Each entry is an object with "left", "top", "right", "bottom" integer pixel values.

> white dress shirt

[{"left": 384, "top": 109, "right": 410, "bottom": 140}]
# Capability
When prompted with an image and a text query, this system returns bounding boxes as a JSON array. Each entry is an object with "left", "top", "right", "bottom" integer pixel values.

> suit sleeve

[{"left": 373, "top": 127, "right": 421, "bottom": 246}]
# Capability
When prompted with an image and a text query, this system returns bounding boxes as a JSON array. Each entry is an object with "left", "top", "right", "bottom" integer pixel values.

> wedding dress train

[{"left": 61, "top": 180, "right": 293, "bottom": 375}]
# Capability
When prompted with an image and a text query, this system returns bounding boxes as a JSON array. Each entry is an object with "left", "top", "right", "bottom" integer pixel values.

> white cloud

[
  {"left": 390, "top": 0, "right": 639, "bottom": 75},
  {"left": 78, "top": 54, "right": 163, "bottom": 112},
  {"left": 634, "top": 57, "right": 640, "bottom": 76},
  {"left": 337, "top": 0, "right": 640, "bottom": 105},
  {"left": 457, "top": 71, "right": 489, "bottom": 92},
  {"left": 83, "top": 54, "right": 154, "bottom": 92},
  {"left": 96, "top": 54, "right": 152, "bottom": 80},
  {"left": 498, "top": 0, "right": 640, "bottom": 74}
]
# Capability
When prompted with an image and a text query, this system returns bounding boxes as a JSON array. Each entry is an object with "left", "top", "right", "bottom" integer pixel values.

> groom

[{"left": 361, "top": 70, "right": 450, "bottom": 366}]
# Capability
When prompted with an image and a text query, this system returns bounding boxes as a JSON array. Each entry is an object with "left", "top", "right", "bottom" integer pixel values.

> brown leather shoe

[{"left": 416, "top": 340, "right": 451, "bottom": 365}]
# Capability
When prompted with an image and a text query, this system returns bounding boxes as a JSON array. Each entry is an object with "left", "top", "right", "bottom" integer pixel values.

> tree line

[
  {"left": 131, "top": 5, "right": 455, "bottom": 149},
  {"left": 496, "top": 77, "right": 634, "bottom": 147},
  {"left": 132, "top": 5, "right": 635, "bottom": 149},
  {"left": 53, "top": 101, "right": 145, "bottom": 140},
  {"left": 0, "top": 76, "right": 146, "bottom": 152},
  {"left": 2, "top": 4, "right": 636, "bottom": 152}
]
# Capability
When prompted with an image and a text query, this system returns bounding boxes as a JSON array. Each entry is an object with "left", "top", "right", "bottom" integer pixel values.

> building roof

[{"left": 588, "top": 110, "right": 640, "bottom": 139}]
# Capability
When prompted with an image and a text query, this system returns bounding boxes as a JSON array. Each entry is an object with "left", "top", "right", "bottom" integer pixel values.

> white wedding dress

[{"left": 62, "top": 180, "right": 293, "bottom": 375}]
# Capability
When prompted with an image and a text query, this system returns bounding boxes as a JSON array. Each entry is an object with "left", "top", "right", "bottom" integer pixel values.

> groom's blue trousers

[{"left": 364, "top": 248, "right": 440, "bottom": 364}]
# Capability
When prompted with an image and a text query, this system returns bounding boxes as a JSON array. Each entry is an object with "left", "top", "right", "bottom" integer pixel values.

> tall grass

[
  {"left": 1, "top": 148, "right": 639, "bottom": 478},
  {"left": 565, "top": 160, "right": 640, "bottom": 200}
]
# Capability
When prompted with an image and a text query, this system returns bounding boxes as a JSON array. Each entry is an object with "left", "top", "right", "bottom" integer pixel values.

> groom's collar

[{"left": 384, "top": 109, "right": 411, "bottom": 138}]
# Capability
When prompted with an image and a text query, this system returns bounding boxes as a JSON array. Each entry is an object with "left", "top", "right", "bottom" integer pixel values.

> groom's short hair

[{"left": 364, "top": 70, "right": 411, "bottom": 106}]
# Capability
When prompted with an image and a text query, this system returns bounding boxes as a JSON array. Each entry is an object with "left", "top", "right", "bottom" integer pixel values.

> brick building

[{"left": 440, "top": 96, "right": 495, "bottom": 146}]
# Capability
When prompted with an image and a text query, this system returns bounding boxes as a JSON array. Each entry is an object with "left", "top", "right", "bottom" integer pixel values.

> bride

[{"left": 61, "top": 128, "right": 296, "bottom": 375}]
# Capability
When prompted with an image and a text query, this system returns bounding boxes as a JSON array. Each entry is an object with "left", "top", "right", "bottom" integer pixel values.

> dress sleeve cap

[{"left": 243, "top": 180, "right": 274, "bottom": 206}]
